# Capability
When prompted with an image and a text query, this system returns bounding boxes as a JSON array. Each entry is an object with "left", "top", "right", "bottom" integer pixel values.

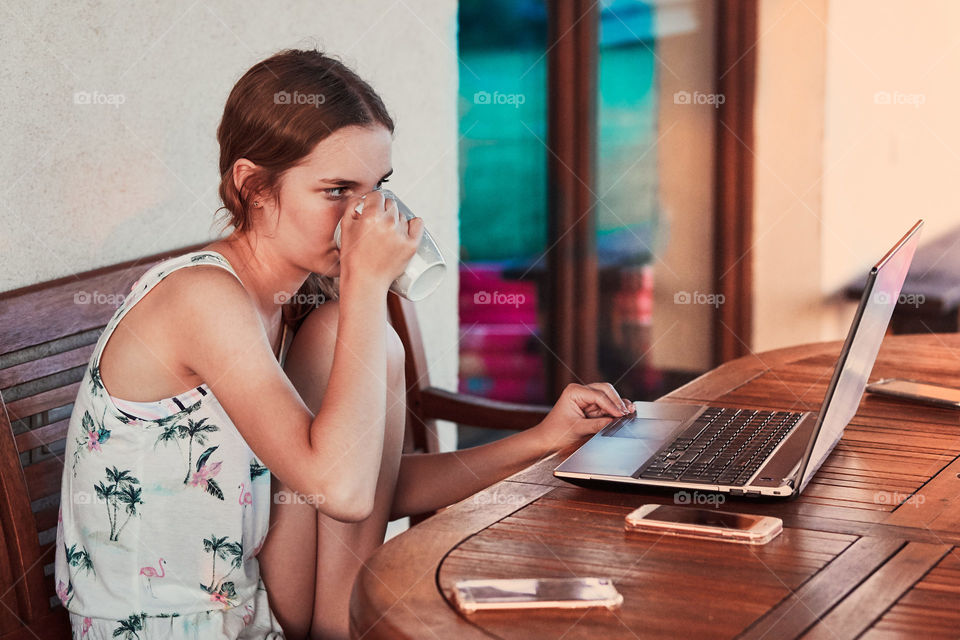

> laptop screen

[{"left": 796, "top": 221, "right": 923, "bottom": 492}]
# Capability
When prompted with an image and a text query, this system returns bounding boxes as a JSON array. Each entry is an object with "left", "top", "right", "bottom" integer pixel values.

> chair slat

[
  {"left": 0, "top": 344, "right": 95, "bottom": 391},
  {"left": 23, "top": 458, "right": 63, "bottom": 504},
  {"left": 0, "top": 245, "right": 202, "bottom": 355},
  {"left": 6, "top": 383, "right": 79, "bottom": 423},
  {"left": 33, "top": 505, "right": 58, "bottom": 538},
  {"left": 15, "top": 418, "right": 69, "bottom": 453}
]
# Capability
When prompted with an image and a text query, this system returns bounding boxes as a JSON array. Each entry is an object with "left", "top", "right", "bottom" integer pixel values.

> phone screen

[
  {"left": 458, "top": 578, "right": 615, "bottom": 604},
  {"left": 640, "top": 505, "right": 762, "bottom": 530},
  {"left": 452, "top": 577, "right": 623, "bottom": 613}
]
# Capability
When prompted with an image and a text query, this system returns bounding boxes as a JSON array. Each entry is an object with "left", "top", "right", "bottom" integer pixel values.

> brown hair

[{"left": 214, "top": 48, "right": 394, "bottom": 331}]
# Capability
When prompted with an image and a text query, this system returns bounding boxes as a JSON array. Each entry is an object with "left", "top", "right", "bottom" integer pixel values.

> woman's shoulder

[
  {"left": 133, "top": 262, "right": 257, "bottom": 349},
  {"left": 153, "top": 261, "right": 247, "bottom": 304}
]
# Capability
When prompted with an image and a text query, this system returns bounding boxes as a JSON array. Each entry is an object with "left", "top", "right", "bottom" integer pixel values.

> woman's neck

[{"left": 203, "top": 233, "right": 309, "bottom": 322}]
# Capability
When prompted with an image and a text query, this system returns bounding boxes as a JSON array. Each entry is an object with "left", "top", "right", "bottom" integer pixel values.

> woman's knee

[{"left": 259, "top": 477, "right": 317, "bottom": 639}]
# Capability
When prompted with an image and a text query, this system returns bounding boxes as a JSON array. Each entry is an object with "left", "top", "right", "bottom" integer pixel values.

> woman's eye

[{"left": 323, "top": 187, "right": 347, "bottom": 199}]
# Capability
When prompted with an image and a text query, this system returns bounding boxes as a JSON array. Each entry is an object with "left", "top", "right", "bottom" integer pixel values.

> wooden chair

[{"left": 0, "top": 244, "right": 550, "bottom": 637}]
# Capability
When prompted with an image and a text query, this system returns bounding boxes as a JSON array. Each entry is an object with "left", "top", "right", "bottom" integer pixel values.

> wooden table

[{"left": 350, "top": 334, "right": 960, "bottom": 639}]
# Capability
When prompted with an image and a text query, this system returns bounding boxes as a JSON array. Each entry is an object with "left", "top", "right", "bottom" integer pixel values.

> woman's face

[{"left": 260, "top": 124, "right": 393, "bottom": 277}]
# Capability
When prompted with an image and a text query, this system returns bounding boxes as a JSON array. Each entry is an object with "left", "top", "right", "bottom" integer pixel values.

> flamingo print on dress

[
  {"left": 238, "top": 482, "right": 252, "bottom": 506},
  {"left": 139, "top": 558, "right": 166, "bottom": 598}
]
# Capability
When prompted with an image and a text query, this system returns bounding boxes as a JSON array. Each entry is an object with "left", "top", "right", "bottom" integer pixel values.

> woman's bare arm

[
  {"left": 390, "top": 383, "right": 633, "bottom": 519},
  {"left": 389, "top": 428, "right": 551, "bottom": 519},
  {"left": 168, "top": 266, "right": 389, "bottom": 522}
]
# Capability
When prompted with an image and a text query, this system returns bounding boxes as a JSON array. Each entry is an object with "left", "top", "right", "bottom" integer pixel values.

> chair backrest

[
  {"left": 387, "top": 295, "right": 442, "bottom": 455},
  {"left": 0, "top": 244, "right": 204, "bottom": 631}
]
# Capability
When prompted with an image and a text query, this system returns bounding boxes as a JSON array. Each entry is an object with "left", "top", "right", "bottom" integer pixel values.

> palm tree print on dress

[
  {"left": 201, "top": 534, "right": 243, "bottom": 607},
  {"left": 57, "top": 541, "right": 94, "bottom": 608},
  {"left": 249, "top": 458, "right": 269, "bottom": 481},
  {"left": 71, "top": 409, "right": 111, "bottom": 477},
  {"left": 93, "top": 466, "right": 143, "bottom": 541},
  {"left": 145, "top": 400, "right": 202, "bottom": 435},
  {"left": 63, "top": 542, "right": 95, "bottom": 575},
  {"left": 112, "top": 613, "right": 146, "bottom": 640},
  {"left": 86, "top": 362, "right": 104, "bottom": 397},
  {"left": 189, "top": 445, "right": 224, "bottom": 500},
  {"left": 152, "top": 416, "right": 220, "bottom": 484}
]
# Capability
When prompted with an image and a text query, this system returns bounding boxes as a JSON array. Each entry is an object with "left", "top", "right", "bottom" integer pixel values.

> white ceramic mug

[{"left": 333, "top": 189, "right": 446, "bottom": 301}]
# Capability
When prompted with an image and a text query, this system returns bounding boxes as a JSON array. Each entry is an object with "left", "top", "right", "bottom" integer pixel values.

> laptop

[{"left": 554, "top": 220, "right": 924, "bottom": 498}]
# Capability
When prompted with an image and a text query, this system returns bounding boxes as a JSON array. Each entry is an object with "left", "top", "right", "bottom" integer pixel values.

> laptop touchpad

[{"left": 605, "top": 418, "right": 682, "bottom": 439}]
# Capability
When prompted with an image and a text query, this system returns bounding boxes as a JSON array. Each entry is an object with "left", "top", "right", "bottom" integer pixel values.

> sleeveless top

[{"left": 54, "top": 250, "right": 290, "bottom": 638}]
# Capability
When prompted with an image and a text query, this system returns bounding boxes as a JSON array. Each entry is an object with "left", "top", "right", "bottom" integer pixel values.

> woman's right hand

[{"left": 338, "top": 190, "right": 424, "bottom": 289}]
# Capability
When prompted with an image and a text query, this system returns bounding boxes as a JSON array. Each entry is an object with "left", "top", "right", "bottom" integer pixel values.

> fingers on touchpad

[{"left": 604, "top": 418, "right": 682, "bottom": 439}]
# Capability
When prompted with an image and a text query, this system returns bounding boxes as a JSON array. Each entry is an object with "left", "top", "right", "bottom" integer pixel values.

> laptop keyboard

[{"left": 635, "top": 407, "right": 804, "bottom": 486}]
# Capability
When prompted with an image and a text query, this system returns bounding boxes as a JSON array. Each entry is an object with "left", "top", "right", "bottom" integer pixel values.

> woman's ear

[{"left": 232, "top": 158, "right": 261, "bottom": 203}]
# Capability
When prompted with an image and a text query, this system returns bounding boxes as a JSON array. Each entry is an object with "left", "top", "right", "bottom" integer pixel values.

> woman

[{"left": 55, "top": 48, "right": 635, "bottom": 640}]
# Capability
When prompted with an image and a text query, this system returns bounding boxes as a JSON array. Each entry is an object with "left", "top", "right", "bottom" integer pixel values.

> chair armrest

[{"left": 419, "top": 387, "right": 551, "bottom": 431}]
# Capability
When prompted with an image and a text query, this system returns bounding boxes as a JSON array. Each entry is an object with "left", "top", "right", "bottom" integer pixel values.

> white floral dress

[{"left": 55, "top": 251, "right": 289, "bottom": 639}]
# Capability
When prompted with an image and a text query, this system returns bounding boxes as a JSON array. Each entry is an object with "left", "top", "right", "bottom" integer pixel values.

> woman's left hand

[{"left": 532, "top": 382, "right": 636, "bottom": 453}]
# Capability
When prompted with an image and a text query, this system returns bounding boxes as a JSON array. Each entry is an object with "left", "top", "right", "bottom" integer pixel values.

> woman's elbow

[{"left": 315, "top": 484, "right": 375, "bottom": 523}]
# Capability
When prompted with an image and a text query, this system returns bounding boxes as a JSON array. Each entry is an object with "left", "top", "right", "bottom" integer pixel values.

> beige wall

[
  {"left": 819, "top": 0, "right": 960, "bottom": 337},
  {"left": 751, "top": 0, "right": 829, "bottom": 353},
  {"left": 753, "top": 0, "right": 960, "bottom": 353},
  {"left": 0, "top": 1, "right": 461, "bottom": 455}
]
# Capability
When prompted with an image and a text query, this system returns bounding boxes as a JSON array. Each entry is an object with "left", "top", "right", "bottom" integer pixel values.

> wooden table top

[{"left": 350, "top": 334, "right": 960, "bottom": 640}]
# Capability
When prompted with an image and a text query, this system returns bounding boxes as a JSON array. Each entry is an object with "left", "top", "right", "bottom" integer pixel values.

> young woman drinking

[{"left": 55, "top": 48, "right": 635, "bottom": 640}]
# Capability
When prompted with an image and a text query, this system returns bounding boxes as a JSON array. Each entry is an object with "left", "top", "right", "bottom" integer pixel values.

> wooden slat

[
  {"left": 864, "top": 549, "right": 960, "bottom": 639},
  {"left": 14, "top": 418, "right": 69, "bottom": 453},
  {"left": 351, "top": 482, "right": 554, "bottom": 639},
  {"left": 802, "top": 542, "right": 951, "bottom": 639},
  {"left": 740, "top": 536, "right": 905, "bottom": 639},
  {"left": 5, "top": 383, "right": 79, "bottom": 423},
  {"left": 22, "top": 458, "right": 63, "bottom": 504},
  {"left": 883, "top": 450, "right": 960, "bottom": 532},
  {"left": 0, "top": 343, "right": 95, "bottom": 390},
  {"left": 33, "top": 506, "right": 58, "bottom": 539},
  {"left": 0, "top": 244, "right": 205, "bottom": 355}
]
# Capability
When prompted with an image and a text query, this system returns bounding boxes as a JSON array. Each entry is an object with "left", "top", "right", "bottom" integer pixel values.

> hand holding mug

[
  {"left": 335, "top": 190, "right": 447, "bottom": 301},
  {"left": 337, "top": 190, "right": 423, "bottom": 291}
]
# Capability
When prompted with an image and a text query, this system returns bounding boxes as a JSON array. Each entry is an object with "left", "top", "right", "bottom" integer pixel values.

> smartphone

[
  {"left": 866, "top": 378, "right": 960, "bottom": 409},
  {"left": 624, "top": 504, "right": 782, "bottom": 545},
  {"left": 450, "top": 577, "right": 623, "bottom": 614}
]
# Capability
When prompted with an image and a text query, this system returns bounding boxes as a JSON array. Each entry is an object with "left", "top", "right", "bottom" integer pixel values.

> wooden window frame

[{"left": 543, "top": 0, "right": 757, "bottom": 396}]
